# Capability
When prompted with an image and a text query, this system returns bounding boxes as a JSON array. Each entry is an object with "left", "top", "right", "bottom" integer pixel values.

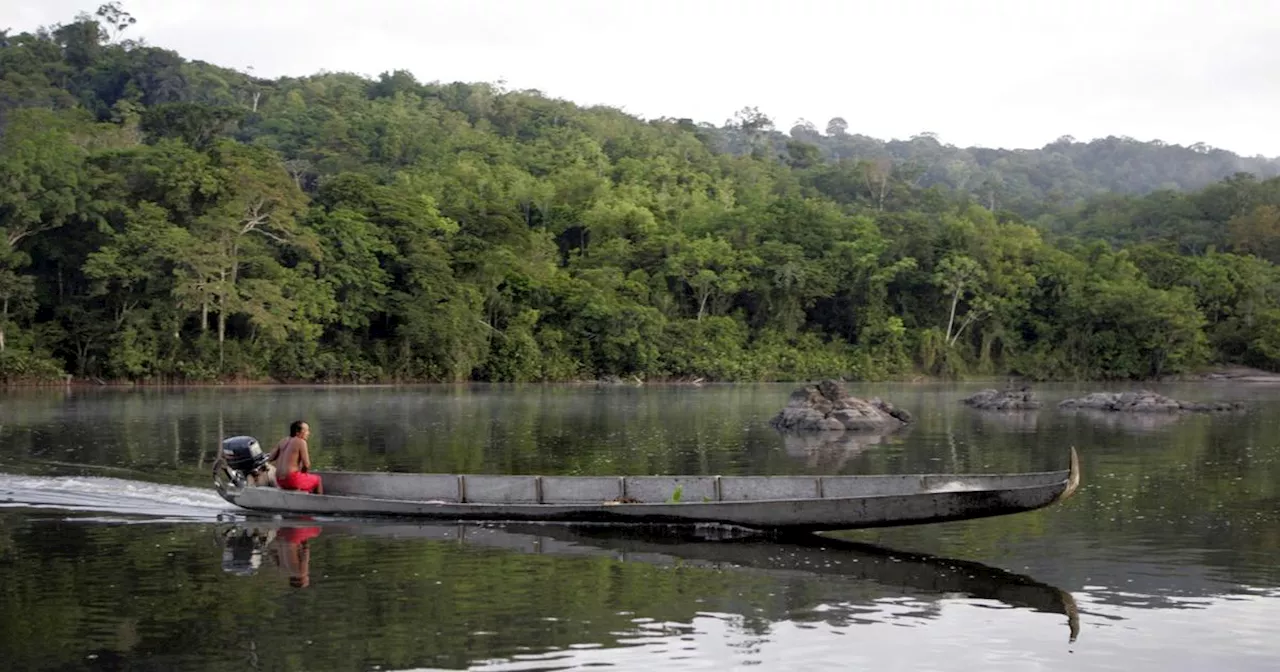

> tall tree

[
  {"left": 0, "top": 109, "right": 91, "bottom": 351},
  {"left": 186, "top": 141, "right": 310, "bottom": 367}
]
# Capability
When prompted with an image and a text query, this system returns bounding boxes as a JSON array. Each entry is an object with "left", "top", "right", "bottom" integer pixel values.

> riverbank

[
  {"left": 0, "top": 374, "right": 717, "bottom": 389},
  {"left": 5, "top": 365, "right": 1279, "bottom": 389},
  {"left": 1158, "top": 365, "right": 1280, "bottom": 384}
]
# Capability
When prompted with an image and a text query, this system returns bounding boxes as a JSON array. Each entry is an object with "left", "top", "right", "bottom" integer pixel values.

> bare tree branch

[
  {"left": 247, "top": 227, "right": 288, "bottom": 244},
  {"left": 6, "top": 222, "right": 56, "bottom": 249}
]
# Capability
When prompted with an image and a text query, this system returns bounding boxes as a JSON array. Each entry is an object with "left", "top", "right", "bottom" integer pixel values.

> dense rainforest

[{"left": 2, "top": 4, "right": 1280, "bottom": 385}]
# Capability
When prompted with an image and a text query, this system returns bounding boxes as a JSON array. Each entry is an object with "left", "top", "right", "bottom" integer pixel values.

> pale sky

[{"left": 7, "top": 0, "right": 1280, "bottom": 157}]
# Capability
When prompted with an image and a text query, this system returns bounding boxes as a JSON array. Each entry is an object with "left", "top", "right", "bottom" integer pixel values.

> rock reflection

[
  {"left": 967, "top": 410, "right": 1041, "bottom": 433},
  {"left": 216, "top": 520, "right": 1079, "bottom": 642},
  {"left": 779, "top": 429, "right": 904, "bottom": 471},
  {"left": 1060, "top": 408, "right": 1186, "bottom": 432}
]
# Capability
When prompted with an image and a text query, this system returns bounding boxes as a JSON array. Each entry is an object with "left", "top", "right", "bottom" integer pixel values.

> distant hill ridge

[
  {"left": 2, "top": 9, "right": 1277, "bottom": 216},
  {"left": 706, "top": 109, "right": 1280, "bottom": 214}
]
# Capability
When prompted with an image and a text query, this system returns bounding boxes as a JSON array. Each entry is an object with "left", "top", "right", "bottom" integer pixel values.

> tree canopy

[{"left": 2, "top": 5, "right": 1279, "bottom": 383}]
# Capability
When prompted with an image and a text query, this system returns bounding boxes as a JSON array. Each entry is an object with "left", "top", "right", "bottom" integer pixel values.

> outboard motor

[
  {"left": 216, "top": 436, "right": 276, "bottom": 491},
  {"left": 222, "top": 436, "right": 268, "bottom": 476},
  {"left": 220, "top": 526, "right": 276, "bottom": 576}
]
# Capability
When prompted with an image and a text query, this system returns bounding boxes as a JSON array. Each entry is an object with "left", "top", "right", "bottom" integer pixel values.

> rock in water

[
  {"left": 1057, "top": 390, "right": 1244, "bottom": 413},
  {"left": 769, "top": 380, "right": 913, "bottom": 432},
  {"left": 962, "top": 387, "right": 1042, "bottom": 410}
]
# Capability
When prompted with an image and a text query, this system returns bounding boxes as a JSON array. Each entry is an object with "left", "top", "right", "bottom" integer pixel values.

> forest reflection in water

[
  {"left": 2, "top": 382, "right": 1280, "bottom": 670},
  {"left": 4, "top": 508, "right": 1279, "bottom": 671}
]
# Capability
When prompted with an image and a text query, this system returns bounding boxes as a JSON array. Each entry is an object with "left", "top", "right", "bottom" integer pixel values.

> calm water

[{"left": 2, "top": 382, "right": 1279, "bottom": 671}]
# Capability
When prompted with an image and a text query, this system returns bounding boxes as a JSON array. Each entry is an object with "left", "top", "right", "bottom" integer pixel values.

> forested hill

[
  {"left": 769, "top": 116, "right": 1280, "bottom": 215},
  {"left": 2, "top": 5, "right": 1279, "bottom": 385}
]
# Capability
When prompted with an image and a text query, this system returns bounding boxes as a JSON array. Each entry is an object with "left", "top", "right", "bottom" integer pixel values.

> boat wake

[{"left": 0, "top": 472, "right": 241, "bottom": 522}]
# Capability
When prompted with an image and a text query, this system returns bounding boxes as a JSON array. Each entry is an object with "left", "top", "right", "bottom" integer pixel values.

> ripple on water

[{"left": 461, "top": 594, "right": 1280, "bottom": 672}]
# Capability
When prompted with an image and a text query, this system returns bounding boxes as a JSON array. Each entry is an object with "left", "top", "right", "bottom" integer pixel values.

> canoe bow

[{"left": 1053, "top": 447, "right": 1082, "bottom": 504}]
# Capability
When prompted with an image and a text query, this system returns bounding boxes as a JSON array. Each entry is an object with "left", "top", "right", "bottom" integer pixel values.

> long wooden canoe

[{"left": 214, "top": 448, "right": 1080, "bottom": 532}]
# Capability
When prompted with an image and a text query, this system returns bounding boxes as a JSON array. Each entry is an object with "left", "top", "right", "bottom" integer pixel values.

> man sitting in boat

[{"left": 268, "top": 420, "right": 324, "bottom": 495}]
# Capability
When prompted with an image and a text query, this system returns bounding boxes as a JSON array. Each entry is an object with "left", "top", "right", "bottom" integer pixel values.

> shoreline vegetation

[
  {"left": 5, "top": 365, "right": 1280, "bottom": 390},
  {"left": 3, "top": 5, "right": 1280, "bottom": 388}
]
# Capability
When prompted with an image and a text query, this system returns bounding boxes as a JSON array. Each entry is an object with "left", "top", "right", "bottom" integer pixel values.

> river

[{"left": 2, "top": 382, "right": 1278, "bottom": 670}]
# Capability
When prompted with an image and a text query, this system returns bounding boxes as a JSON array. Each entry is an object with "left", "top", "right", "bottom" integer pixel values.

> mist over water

[{"left": 2, "top": 382, "right": 1279, "bottom": 670}]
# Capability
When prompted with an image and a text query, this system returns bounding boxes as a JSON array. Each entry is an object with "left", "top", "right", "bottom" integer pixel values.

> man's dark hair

[{"left": 290, "top": 420, "right": 306, "bottom": 437}]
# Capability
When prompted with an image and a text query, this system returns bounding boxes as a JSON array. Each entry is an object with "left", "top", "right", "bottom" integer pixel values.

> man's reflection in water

[
  {"left": 273, "top": 526, "right": 321, "bottom": 589},
  {"left": 219, "top": 525, "right": 321, "bottom": 588}
]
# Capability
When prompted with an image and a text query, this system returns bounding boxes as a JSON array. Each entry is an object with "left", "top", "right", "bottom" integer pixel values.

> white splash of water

[{"left": 0, "top": 472, "right": 238, "bottom": 521}]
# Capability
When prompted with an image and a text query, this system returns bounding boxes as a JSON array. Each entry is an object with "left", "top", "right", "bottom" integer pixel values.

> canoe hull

[
  {"left": 224, "top": 483, "right": 1068, "bottom": 532},
  {"left": 217, "top": 449, "right": 1080, "bottom": 532}
]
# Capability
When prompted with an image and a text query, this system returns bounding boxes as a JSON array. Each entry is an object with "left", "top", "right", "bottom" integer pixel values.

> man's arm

[{"left": 299, "top": 439, "right": 312, "bottom": 472}]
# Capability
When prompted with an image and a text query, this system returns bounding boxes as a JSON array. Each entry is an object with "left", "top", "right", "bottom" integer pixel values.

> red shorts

[{"left": 277, "top": 471, "right": 322, "bottom": 493}]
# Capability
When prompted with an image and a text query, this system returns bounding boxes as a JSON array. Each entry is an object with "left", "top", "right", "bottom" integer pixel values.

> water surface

[{"left": 2, "top": 382, "right": 1279, "bottom": 670}]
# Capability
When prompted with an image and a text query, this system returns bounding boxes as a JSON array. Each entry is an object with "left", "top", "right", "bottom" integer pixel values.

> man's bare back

[
  {"left": 273, "top": 436, "right": 308, "bottom": 477},
  {"left": 269, "top": 420, "right": 323, "bottom": 494}
]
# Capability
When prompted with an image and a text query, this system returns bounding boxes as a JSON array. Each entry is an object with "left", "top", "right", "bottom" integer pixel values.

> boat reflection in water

[
  {"left": 221, "top": 524, "right": 321, "bottom": 589},
  {"left": 217, "top": 520, "right": 1080, "bottom": 641}
]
